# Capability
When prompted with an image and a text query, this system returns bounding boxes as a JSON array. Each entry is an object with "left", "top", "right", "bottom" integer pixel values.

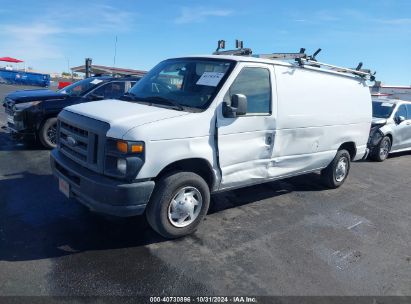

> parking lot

[{"left": 0, "top": 83, "right": 410, "bottom": 296}]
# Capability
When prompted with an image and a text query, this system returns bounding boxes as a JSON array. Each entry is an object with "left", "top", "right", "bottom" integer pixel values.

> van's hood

[
  {"left": 372, "top": 117, "right": 387, "bottom": 126},
  {"left": 6, "top": 89, "right": 66, "bottom": 103},
  {"left": 64, "top": 99, "right": 190, "bottom": 137}
]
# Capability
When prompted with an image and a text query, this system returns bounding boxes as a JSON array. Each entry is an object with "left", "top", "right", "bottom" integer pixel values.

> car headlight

[
  {"left": 105, "top": 139, "right": 145, "bottom": 179},
  {"left": 14, "top": 100, "right": 42, "bottom": 111},
  {"left": 117, "top": 158, "right": 127, "bottom": 174}
]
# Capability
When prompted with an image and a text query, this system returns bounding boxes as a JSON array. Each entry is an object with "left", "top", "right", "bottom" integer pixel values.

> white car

[
  {"left": 368, "top": 99, "right": 411, "bottom": 161},
  {"left": 51, "top": 53, "right": 372, "bottom": 238}
]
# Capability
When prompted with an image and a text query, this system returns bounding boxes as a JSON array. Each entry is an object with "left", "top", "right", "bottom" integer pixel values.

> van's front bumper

[{"left": 50, "top": 149, "right": 155, "bottom": 217}]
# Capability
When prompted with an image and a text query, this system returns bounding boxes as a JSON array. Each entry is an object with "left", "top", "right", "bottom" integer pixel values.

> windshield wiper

[{"left": 141, "top": 96, "right": 184, "bottom": 111}]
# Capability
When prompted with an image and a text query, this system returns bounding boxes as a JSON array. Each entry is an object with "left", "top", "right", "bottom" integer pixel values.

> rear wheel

[
  {"left": 39, "top": 117, "right": 58, "bottom": 149},
  {"left": 370, "top": 136, "right": 391, "bottom": 162},
  {"left": 321, "top": 149, "right": 351, "bottom": 189},
  {"left": 146, "top": 171, "right": 210, "bottom": 239}
]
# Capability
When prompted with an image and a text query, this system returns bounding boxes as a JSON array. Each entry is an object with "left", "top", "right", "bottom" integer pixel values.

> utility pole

[{"left": 113, "top": 35, "right": 118, "bottom": 68}]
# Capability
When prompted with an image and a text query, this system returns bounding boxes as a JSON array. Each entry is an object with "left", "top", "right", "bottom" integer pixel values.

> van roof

[
  {"left": 173, "top": 55, "right": 368, "bottom": 81},
  {"left": 180, "top": 54, "right": 292, "bottom": 66}
]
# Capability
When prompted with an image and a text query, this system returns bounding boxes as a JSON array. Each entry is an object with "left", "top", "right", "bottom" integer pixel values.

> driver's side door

[{"left": 216, "top": 63, "right": 277, "bottom": 190}]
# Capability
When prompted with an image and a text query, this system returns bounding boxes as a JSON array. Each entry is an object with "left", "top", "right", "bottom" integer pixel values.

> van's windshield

[
  {"left": 124, "top": 58, "right": 234, "bottom": 110},
  {"left": 372, "top": 101, "right": 395, "bottom": 118}
]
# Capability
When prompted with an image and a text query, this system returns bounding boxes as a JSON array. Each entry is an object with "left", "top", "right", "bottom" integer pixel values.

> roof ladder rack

[
  {"left": 298, "top": 57, "right": 376, "bottom": 80},
  {"left": 212, "top": 42, "right": 376, "bottom": 81},
  {"left": 213, "top": 39, "right": 253, "bottom": 56}
]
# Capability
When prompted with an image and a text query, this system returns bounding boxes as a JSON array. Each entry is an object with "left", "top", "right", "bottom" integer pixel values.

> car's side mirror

[
  {"left": 396, "top": 115, "right": 406, "bottom": 124},
  {"left": 223, "top": 94, "right": 247, "bottom": 118},
  {"left": 89, "top": 93, "right": 104, "bottom": 101}
]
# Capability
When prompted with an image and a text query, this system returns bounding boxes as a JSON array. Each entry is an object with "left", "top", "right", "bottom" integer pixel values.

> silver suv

[{"left": 368, "top": 99, "right": 411, "bottom": 161}]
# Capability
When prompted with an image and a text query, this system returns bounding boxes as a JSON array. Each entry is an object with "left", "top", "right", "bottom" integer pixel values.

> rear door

[
  {"left": 404, "top": 104, "right": 411, "bottom": 149},
  {"left": 392, "top": 104, "right": 410, "bottom": 150},
  {"left": 217, "top": 63, "right": 277, "bottom": 190}
]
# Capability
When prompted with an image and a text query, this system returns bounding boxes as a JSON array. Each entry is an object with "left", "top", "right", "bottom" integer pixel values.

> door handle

[{"left": 265, "top": 132, "right": 275, "bottom": 147}]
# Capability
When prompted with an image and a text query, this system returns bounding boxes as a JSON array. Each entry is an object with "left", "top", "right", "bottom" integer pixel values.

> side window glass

[
  {"left": 92, "top": 82, "right": 126, "bottom": 99},
  {"left": 395, "top": 105, "right": 407, "bottom": 120},
  {"left": 406, "top": 104, "right": 411, "bottom": 120},
  {"left": 225, "top": 67, "right": 271, "bottom": 114}
]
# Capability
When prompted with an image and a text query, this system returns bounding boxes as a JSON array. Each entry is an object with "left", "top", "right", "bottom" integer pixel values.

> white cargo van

[{"left": 51, "top": 51, "right": 372, "bottom": 238}]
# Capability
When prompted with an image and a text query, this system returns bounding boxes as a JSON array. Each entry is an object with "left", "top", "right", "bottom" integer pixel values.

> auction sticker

[{"left": 196, "top": 72, "right": 225, "bottom": 87}]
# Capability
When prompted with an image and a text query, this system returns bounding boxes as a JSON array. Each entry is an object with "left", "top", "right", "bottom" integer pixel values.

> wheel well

[
  {"left": 338, "top": 142, "right": 356, "bottom": 160},
  {"left": 36, "top": 114, "right": 58, "bottom": 131},
  {"left": 156, "top": 158, "right": 215, "bottom": 189},
  {"left": 385, "top": 133, "right": 393, "bottom": 143}
]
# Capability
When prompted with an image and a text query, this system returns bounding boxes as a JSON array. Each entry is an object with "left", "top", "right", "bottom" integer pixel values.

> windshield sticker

[
  {"left": 196, "top": 72, "right": 225, "bottom": 87},
  {"left": 381, "top": 103, "right": 393, "bottom": 107},
  {"left": 90, "top": 79, "right": 103, "bottom": 85}
]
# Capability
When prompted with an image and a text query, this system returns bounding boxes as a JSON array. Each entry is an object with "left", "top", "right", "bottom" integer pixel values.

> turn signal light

[
  {"left": 116, "top": 141, "right": 144, "bottom": 153},
  {"left": 116, "top": 141, "right": 128, "bottom": 153},
  {"left": 131, "top": 144, "right": 144, "bottom": 153}
]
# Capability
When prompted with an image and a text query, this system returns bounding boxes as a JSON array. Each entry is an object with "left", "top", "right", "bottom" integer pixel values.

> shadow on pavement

[
  {"left": 0, "top": 172, "right": 164, "bottom": 262},
  {"left": 0, "top": 132, "right": 45, "bottom": 152},
  {"left": 0, "top": 171, "right": 330, "bottom": 262}
]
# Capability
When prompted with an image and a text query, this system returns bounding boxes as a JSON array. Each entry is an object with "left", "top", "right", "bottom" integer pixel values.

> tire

[
  {"left": 321, "top": 149, "right": 351, "bottom": 189},
  {"left": 146, "top": 171, "right": 210, "bottom": 239},
  {"left": 370, "top": 136, "right": 391, "bottom": 162},
  {"left": 39, "top": 117, "right": 58, "bottom": 149}
]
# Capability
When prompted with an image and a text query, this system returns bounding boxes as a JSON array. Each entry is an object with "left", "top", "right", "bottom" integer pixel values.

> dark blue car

[{"left": 3, "top": 76, "right": 141, "bottom": 148}]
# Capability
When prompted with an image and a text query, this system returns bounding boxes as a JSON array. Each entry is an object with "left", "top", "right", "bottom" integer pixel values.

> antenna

[{"left": 113, "top": 35, "right": 118, "bottom": 68}]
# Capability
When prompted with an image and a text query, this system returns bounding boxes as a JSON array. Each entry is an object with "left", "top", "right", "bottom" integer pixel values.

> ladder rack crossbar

[
  {"left": 255, "top": 53, "right": 306, "bottom": 60},
  {"left": 301, "top": 59, "right": 372, "bottom": 77}
]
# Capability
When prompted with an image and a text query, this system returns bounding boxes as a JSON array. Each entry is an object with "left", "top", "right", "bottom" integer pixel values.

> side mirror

[
  {"left": 89, "top": 93, "right": 105, "bottom": 101},
  {"left": 223, "top": 94, "right": 247, "bottom": 118},
  {"left": 396, "top": 116, "right": 406, "bottom": 124}
]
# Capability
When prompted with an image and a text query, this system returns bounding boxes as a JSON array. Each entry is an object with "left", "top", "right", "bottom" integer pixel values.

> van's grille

[{"left": 57, "top": 111, "right": 110, "bottom": 173}]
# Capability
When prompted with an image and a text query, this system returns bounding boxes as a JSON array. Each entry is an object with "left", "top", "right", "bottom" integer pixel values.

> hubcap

[
  {"left": 379, "top": 139, "right": 390, "bottom": 159},
  {"left": 335, "top": 157, "right": 348, "bottom": 182},
  {"left": 47, "top": 123, "right": 57, "bottom": 145},
  {"left": 168, "top": 186, "right": 203, "bottom": 228}
]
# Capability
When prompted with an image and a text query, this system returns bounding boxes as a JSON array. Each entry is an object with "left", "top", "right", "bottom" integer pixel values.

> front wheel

[
  {"left": 146, "top": 171, "right": 210, "bottom": 239},
  {"left": 321, "top": 149, "right": 351, "bottom": 189},
  {"left": 370, "top": 136, "right": 391, "bottom": 162},
  {"left": 39, "top": 117, "right": 58, "bottom": 149}
]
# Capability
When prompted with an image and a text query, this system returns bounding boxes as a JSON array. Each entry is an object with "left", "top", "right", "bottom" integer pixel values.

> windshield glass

[
  {"left": 59, "top": 78, "right": 105, "bottom": 97},
  {"left": 372, "top": 101, "right": 395, "bottom": 118},
  {"left": 126, "top": 58, "right": 234, "bottom": 110}
]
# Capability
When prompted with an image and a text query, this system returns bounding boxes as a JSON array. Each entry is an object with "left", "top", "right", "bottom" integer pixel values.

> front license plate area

[{"left": 59, "top": 178, "right": 70, "bottom": 198}]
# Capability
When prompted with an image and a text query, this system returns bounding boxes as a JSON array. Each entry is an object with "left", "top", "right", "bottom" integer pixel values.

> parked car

[
  {"left": 368, "top": 99, "right": 411, "bottom": 161},
  {"left": 50, "top": 55, "right": 371, "bottom": 238},
  {"left": 3, "top": 76, "right": 141, "bottom": 148}
]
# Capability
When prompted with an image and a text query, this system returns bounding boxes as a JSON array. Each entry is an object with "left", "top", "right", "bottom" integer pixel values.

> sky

[{"left": 0, "top": 0, "right": 410, "bottom": 85}]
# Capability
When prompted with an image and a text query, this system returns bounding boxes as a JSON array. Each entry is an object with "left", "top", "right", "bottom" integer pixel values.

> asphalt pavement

[{"left": 0, "top": 83, "right": 410, "bottom": 296}]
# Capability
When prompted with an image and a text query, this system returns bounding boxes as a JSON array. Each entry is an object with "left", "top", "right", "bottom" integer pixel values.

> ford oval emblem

[{"left": 66, "top": 136, "right": 77, "bottom": 147}]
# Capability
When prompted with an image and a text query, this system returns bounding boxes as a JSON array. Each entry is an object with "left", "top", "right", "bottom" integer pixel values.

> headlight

[
  {"left": 105, "top": 138, "right": 145, "bottom": 179},
  {"left": 117, "top": 158, "right": 127, "bottom": 174},
  {"left": 14, "top": 100, "right": 42, "bottom": 111}
]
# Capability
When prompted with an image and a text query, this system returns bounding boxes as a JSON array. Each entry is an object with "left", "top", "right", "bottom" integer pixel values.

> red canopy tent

[{"left": 0, "top": 57, "right": 24, "bottom": 63}]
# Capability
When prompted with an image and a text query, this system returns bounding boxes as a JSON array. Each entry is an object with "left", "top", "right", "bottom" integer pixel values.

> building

[
  {"left": 370, "top": 82, "right": 411, "bottom": 101},
  {"left": 71, "top": 64, "right": 146, "bottom": 77}
]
